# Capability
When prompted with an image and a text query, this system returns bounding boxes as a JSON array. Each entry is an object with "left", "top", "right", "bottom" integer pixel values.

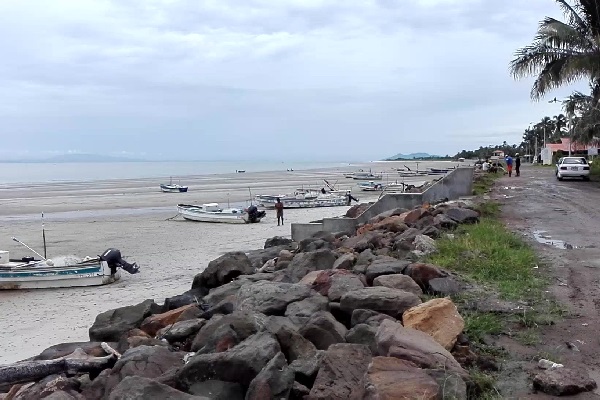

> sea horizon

[{"left": 0, "top": 160, "right": 364, "bottom": 185}]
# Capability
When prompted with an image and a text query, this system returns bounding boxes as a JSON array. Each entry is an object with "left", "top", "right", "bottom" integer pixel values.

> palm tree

[
  {"left": 510, "top": 0, "right": 600, "bottom": 101},
  {"left": 552, "top": 113, "right": 568, "bottom": 140}
]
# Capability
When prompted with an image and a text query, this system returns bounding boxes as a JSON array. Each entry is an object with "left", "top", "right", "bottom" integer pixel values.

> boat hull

[
  {"left": 177, "top": 205, "right": 264, "bottom": 224},
  {"left": 161, "top": 184, "right": 189, "bottom": 193},
  {"left": 0, "top": 260, "right": 120, "bottom": 290},
  {"left": 259, "top": 197, "right": 348, "bottom": 209}
]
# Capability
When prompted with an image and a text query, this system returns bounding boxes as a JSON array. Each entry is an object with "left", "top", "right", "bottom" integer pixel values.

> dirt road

[{"left": 497, "top": 165, "right": 600, "bottom": 398}]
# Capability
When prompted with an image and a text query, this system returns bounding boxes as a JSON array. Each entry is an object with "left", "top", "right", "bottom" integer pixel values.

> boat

[
  {"left": 255, "top": 191, "right": 348, "bottom": 209},
  {"left": 177, "top": 203, "right": 266, "bottom": 224},
  {"left": 397, "top": 170, "right": 428, "bottom": 177},
  {"left": 160, "top": 177, "right": 189, "bottom": 193},
  {"left": 358, "top": 181, "right": 386, "bottom": 191},
  {"left": 427, "top": 168, "right": 452, "bottom": 175},
  {"left": 345, "top": 169, "right": 383, "bottom": 180},
  {"left": 0, "top": 245, "right": 139, "bottom": 290}
]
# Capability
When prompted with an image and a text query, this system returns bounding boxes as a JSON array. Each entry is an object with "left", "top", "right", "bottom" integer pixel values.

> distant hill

[{"left": 385, "top": 152, "right": 442, "bottom": 160}]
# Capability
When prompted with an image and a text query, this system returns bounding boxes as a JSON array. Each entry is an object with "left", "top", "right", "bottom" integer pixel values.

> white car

[{"left": 555, "top": 157, "right": 591, "bottom": 181}]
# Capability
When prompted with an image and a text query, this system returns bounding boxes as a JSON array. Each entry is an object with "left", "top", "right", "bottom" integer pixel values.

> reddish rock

[
  {"left": 140, "top": 304, "right": 199, "bottom": 337},
  {"left": 399, "top": 208, "right": 430, "bottom": 225},
  {"left": 404, "top": 263, "right": 448, "bottom": 290},
  {"left": 299, "top": 270, "right": 354, "bottom": 297},
  {"left": 364, "top": 357, "right": 439, "bottom": 400},
  {"left": 356, "top": 216, "right": 409, "bottom": 236}
]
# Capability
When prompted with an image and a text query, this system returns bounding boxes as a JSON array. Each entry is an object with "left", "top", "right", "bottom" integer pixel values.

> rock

[
  {"left": 117, "top": 330, "right": 170, "bottom": 353},
  {"left": 164, "top": 288, "right": 207, "bottom": 311},
  {"left": 265, "top": 236, "right": 294, "bottom": 249},
  {"left": 279, "top": 251, "right": 294, "bottom": 264},
  {"left": 290, "top": 382, "right": 310, "bottom": 400},
  {"left": 285, "top": 294, "right": 329, "bottom": 321},
  {"left": 421, "top": 225, "right": 441, "bottom": 239},
  {"left": 247, "top": 246, "right": 294, "bottom": 269},
  {"left": 345, "top": 203, "right": 371, "bottom": 218},
  {"left": 399, "top": 208, "right": 430, "bottom": 225},
  {"left": 332, "top": 253, "right": 356, "bottom": 270},
  {"left": 364, "top": 357, "right": 439, "bottom": 400},
  {"left": 12, "top": 374, "right": 82, "bottom": 400},
  {"left": 355, "top": 249, "right": 376, "bottom": 266},
  {"left": 433, "top": 213, "right": 458, "bottom": 230},
  {"left": 533, "top": 368, "right": 597, "bottom": 396},
  {"left": 285, "top": 250, "right": 337, "bottom": 282},
  {"left": 157, "top": 319, "right": 206, "bottom": 343},
  {"left": 236, "top": 281, "right": 314, "bottom": 315},
  {"left": 430, "top": 277, "right": 463, "bottom": 296},
  {"left": 203, "top": 280, "right": 245, "bottom": 306},
  {"left": 404, "top": 263, "right": 448, "bottom": 290},
  {"left": 108, "top": 376, "right": 203, "bottom": 400},
  {"left": 89, "top": 299, "right": 159, "bottom": 342},
  {"left": 413, "top": 235, "right": 437, "bottom": 255},
  {"left": 365, "top": 258, "right": 410, "bottom": 285},
  {"left": 275, "top": 326, "right": 322, "bottom": 381},
  {"left": 191, "top": 311, "right": 260, "bottom": 353},
  {"left": 308, "top": 344, "right": 372, "bottom": 399},
  {"left": 263, "top": 316, "right": 301, "bottom": 334},
  {"left": 176, "top": 332, "right": 281, "bottom": 390},
  {"left": 394, "top": 227, "right": 421, "bottom": 245},
  {"left": 372, "top": 274, "right": 423, "bottom": 296},
  {"left": 41, "top": 392, "right": 84, "bottom": 400},
  {"left": 192, "top": 252, "right": 254, "bottom": 290},
  {"left": 201, "top": 295, "right": 236, "bottom": 318},
  {"left": 328, "top": 273, "right": 365, "bottom": 302},
  {"left": 188, "top": 380, "right": 243, "bottom": 400},
  {"left": 299, "top": 311, "right": 348, "bottom": 350},
  {"left": 375, "top": 320, "right": 466, "bottom": 376},
  {"left": 341, "top": 232, "right": 378, "bottom": 253},
  {"left": 350, "top": 309, "right": 396, "bottom": 328},
  {"left": 426, "top": 369, "right": 467, "bottom": 399},
  {"left": 33, "top": 341, "right": 114, "bottom": 360},
  {"left": 403, "top": 298, "right": 465, "bottom": 350},
  {"left": 340, "top": 287, "right": 421, "bottom": 319},
  {"left": 297, "top": 238, "right": 332, "bottom": 253},
  {"left": 444, "top": 207, "right": 480, "bottom": 224},
  {"left": 346, "top": 324, "right": 377, "bottom": 354},
  {"left": 140, "top": 304, "right": 199, "bottom": 337},
  {"left": 356, "top": 215, "right": 409, "bottom": 235},
  {"left": 246, "top": 352, "right": 295, "bottom": 400}
]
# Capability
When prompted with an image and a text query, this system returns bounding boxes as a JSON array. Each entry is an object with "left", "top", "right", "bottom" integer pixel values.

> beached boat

[
  {"left": 427, "top": 168, "right": 452, "bottom": 175},
  {"left": 0, "top": 246, "right": 139, "bottom": 290},
  {"left": 177, "top": 203, "right": 266, "bottom": 224},
  {"left": 160, "top": 177, "right": 189, "bottom": 193},
  {"left": 256, "top": 191, "right": 348, "bottom": 209},
  {"left": 358, "top": 181, "right": 386, "bottom": 191}
]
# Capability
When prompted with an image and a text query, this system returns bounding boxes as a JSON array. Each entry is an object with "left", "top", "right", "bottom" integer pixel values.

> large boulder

[
  {"left": 108, "top": 376, "right": 205, "bottom": 400},
  {"left": 33, "top": 342, "right": 114, "bottom": 360},
  {"left": 399, "top": 208, "right": 430, "bottom": 225},
  {"left": 412, "top": 235, "right": 437, "bottom": 256},
  {"left": 375, "top": 320, "right": 466, "bottom": 376},
  {"left": 403, "top": 263, "right": 448, "bottom": 291},
  {"left": 345, "top": 324, "right": 378, "bottom": 354},
  {"left": 364, "top": 357, "right": 439, "bottom": 400},
  {"left": 89, "top": 299, "right": 159, "bottom": 342},
  {"left": 192, "top": 252, "right": 254, "bottom": 290},
  {"left": 402, "top": 298, "right": 465, "bottom": 351},
  {"left": 332, "top": 253, "right": 356, "bottom": 270},
  {"left": 140, "top": 304, "right": 200, "bottom": 337},
  {"left": 533, "top": 368, "right": 597, "bottom": 396},
  {"left": 285, "top": 250, "right": 337, "bottom": 282},
  {"left": 328, "top": 273, "right": 365, "bottom": 302},
  {"left": 236, "top": 281, "right": 314, "bottom": 315},
  {"left": 157, "top": 318, "right": 206, "bottom": 344},
  {"left": 308, "top": 344, "right": 372, "bottom": 399},
  {"left": 356, "top": 215, "right": 409, "bottom": 235},
  {"left": 299, "top": 311, "right": 347, "bottom": 350},
  {"left": 372, "top": 274, "right": 423, "bottom": 296},
  {"left": 364, "top": 258, "right": 410, "bottom": 285},
  {"left": 164, "top": 288, "right": 207, "bottom": 311},
  {"left": 350, "top": 309, "right": 396, "bottom": 328},
  {"left": 10, "top": 374, "right": 82, "bottom": 400},
  {"left": 433, "top": 213, "right": 458, "bottom": 230},
  {"left": 264, "top": 236, "right": 294, "bottom": 249},
  {"left": 202, "top": 280, "right": 245, "bottom": 306},
  {"left": 285, "top": 294, "right": 329, "bottom": 324},
  {"left": 247, "top": 246, "right": 294, "bottom": 269},
  {"left": 428, "top": 276, "right": 463, "bottom": 296},
  {"left": 443, "top": 207, "right": 480, "bottom": 224},
  {"left": 245, "top": 352, "right": 295, "bottom": 400},
  {"left": 345, "top": 203, "right": 371, "bottom": 218},
  {"left": 340, "top": 287, "right": 421, "bottom": 319},
  {"left": 176, "top": 332, "right": 281, "bottom": 390},
  {"left": 188, "top": 380, "right": 243, "bottom": 400},
  {"left": 191, "top": 311, "right": 260, "bottom": 353}
]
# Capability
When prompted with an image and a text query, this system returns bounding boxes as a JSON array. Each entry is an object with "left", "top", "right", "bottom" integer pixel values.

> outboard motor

[
  {"left": 247, "top": 205, "right": 259, "bottom": 223},
  {"left": 100, "top": 248, "right": 140, "bottom": 275}
]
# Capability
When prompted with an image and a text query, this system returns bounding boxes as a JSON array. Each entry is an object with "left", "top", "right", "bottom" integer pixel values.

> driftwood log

[{"left": 0, "top": 346, "right": 117, "bottom": 387}]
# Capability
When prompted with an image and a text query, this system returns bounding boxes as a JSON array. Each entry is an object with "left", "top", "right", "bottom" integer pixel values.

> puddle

[{"left": 533, "top": 230, "right": 578, "bottom": 249}]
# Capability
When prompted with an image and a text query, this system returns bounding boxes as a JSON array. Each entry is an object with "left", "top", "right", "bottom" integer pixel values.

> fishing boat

[
  {"left": 255, "top": 191, "right": 348, "bottom": 209},
  {"left": 427, "top": 168, "right": 452, "bottom": 175},
  {"left": 0, "top": 244, "right": 139, "bottom": 290},
  {"left": 160, "top": 177, "right": 189, "bottom": 193},
  {"left": 358, "top": 181, "right": 386, "bottom": 191},
  {"left": 177, "top": 203, "right": 266, "bottom": 224}
]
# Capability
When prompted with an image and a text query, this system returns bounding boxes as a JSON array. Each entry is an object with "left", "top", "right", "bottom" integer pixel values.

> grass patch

[
  {"left": 428, "top": 218, "right": 543, "bottom": 299},
  {"left": 515, "top": 329, "right": 541, "bottom": 346},
  {"left": 464, "top": 312, "right": 504, "bottom": 343},
  {"left": 590, "top": 161, "right": 600, "bottom": 179},
  {"left": 475, "top": 201, "right": 501, "bottom": 218},
  {"left": 468, "top": 370, "right": 501, "bottom": 400},
  {"left": 473, "top": 172, "right": 501, "bottom": 195}
]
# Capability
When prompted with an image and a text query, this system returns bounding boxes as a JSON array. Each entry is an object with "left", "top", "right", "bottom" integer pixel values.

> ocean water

[{"left": 0, "top": 160, "right": 355, "bottom": 184}]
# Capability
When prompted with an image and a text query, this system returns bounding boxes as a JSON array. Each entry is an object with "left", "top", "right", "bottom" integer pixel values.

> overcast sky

[{"left": 0, "top": 0, "right": 588, "bottom": 161}]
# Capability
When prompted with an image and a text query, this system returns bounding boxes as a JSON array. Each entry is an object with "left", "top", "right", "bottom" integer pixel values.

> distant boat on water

[{"left": 160, "top": 177, "right": 188, "bottom": 193}]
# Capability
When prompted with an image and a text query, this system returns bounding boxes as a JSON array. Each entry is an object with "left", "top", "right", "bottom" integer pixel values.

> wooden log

[{"left": 0, "top": 348, "right": 116, "bottom": 387}]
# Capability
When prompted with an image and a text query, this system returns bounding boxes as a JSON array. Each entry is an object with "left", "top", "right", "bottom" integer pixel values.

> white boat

[
  {"left": 256, "top": 191, "right": 348, "bottom": 209},
  {"left": 177, "top": 203, "right": 266, "bottom": 224},
  {"left": 345, "top": 169, "right": 383, "bottom": 180},
  {"left": 358, "top": 181, "right": 386, "bottom": 191},
  {"left": 160, "top": 177, "right": 188, "bottom": 193}
]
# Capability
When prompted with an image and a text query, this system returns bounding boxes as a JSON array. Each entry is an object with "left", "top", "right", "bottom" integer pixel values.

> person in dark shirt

[
  {"left": 515, "top": 153, "right": 521, "bottom": 177},
  {"left": 275, "top": 198, "right": 284, "bottom": 226}
]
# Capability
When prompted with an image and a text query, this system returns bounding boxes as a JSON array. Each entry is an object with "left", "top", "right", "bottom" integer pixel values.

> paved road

[{"left": 498, "top": 165, "right": 600, "bottom": 398}]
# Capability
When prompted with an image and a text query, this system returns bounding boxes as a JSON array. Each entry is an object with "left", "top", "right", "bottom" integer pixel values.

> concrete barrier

[{"left": 291, "top": 167, "right": 474, "bottom": 242}]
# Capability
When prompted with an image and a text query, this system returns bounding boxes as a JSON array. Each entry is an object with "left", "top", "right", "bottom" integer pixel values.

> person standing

[
  {"left": 505, "top": 155, "right": 514, "bottom": 177},
  {"left": 275, "top": 198, "right": 284, "bottom": 226},
  {"left": 515, "top": 153, "right": 521, "bottom": 177}
]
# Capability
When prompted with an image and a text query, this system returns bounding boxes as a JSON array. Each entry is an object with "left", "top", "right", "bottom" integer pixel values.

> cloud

[{"left": 0, "top": 0, "right": 587, "bottom": 160}]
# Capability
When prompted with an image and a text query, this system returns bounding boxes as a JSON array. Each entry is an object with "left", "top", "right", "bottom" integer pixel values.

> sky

[{"left": 0, "top": 0, "right": 589, "bottom": 161}]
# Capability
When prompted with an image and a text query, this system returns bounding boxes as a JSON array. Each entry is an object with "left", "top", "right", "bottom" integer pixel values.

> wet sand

[{"left": 0, "top": 161, "right": 459, "bottom": 364}]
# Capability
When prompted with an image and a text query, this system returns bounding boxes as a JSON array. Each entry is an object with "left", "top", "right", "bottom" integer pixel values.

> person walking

[
  {"left": 515, "top": 153, "right": 521, "bottom": 177},
  {"left": 275, "top": 198, "right": 284, "bottom": 226},
  {"left": 505, "top": 155, "right": 514, "bottom": 177}
]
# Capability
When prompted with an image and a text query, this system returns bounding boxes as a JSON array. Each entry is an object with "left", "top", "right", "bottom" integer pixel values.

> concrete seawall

[{"left": 291, "top": 167, "right": 474, "bottom": 241}]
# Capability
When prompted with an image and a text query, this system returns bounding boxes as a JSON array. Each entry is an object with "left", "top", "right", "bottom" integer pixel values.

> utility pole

[{"left": 535, "top": 136, "right": 538, "bottom": 164}]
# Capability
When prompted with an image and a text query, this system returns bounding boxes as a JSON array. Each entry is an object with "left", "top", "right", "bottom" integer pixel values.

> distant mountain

[
  {"left": 385, "top": 152, "right": 441, "bottom": 160},
  {"left": 2, "top": 153, "right": 145, "bottom": 163}
]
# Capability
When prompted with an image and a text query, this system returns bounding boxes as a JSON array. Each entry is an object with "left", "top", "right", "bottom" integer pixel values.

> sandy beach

[{"left": 0, "top": 160, "right": 461, "bottom": 364}]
